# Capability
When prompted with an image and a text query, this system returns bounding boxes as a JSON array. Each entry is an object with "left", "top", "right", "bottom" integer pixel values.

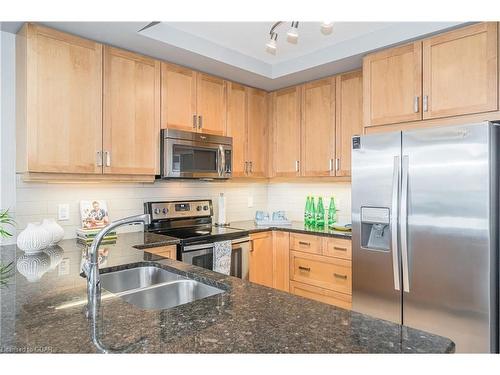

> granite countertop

[
  {"left": 229, "top": 220, "right": 352, "bottom": 239},
  {"left": 0, "top": 232, "right": 453, "bottom": 353}
]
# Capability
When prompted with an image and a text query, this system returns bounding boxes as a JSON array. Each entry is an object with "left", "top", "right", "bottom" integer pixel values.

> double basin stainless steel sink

[{"left": 100, "top": 266, "right": 225, "bottom": 310}]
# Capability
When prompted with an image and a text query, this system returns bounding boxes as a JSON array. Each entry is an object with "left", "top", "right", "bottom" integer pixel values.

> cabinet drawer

[
  {"left": 290, "top": 233, "right": 322, "bottom": 254},
  {"left": 322, "top": 237, "right": 352, "bottom": 260},
  {"left": 290, "top": 251, "right": 351, "bottom": 295},
  {"left": 290, "top": 281, "right": 352, "bottom": 310},
  {"left": 146, "top": 245, "right": 177, "bottom": 260}
]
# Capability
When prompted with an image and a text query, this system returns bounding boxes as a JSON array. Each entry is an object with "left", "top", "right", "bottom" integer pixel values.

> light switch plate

[
  {"left": 57, "top": 204, "right": 69, "bottom": 221},
  {"left": 247, "top": 196, "right": 254, "bottom": 208}
]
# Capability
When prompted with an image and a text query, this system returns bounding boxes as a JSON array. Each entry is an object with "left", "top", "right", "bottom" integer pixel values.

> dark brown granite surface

[
  {"left": 229, "top": 220, "right": 352, "bottom": 239},
  {"left": 0, "top": 232, "right": 453, "bottom": 353}
]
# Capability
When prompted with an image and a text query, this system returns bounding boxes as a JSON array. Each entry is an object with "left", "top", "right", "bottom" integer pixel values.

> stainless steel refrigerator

[{"left": 351, "top": 122, "right": 499, "bottom": 353}]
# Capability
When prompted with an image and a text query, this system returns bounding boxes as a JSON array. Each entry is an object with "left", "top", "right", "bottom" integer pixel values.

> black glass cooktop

[{"left": 150, "top": 226, "right": 249, "bottom": 245}]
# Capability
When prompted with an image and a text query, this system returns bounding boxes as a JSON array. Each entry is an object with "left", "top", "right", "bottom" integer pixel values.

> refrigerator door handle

[
  {"left": 391, "top": 156, "right": 401, "bottom": 291},
  {"left": 401, "top": 155, "right": 410, "bottom": 293}
]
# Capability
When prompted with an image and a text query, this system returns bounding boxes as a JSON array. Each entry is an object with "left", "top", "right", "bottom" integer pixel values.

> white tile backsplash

[{"left": 13, "top": 174, "right": 352, "bottom": 240}]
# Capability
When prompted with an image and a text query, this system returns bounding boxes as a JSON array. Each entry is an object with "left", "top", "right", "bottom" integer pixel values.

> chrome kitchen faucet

[{"left": 82, "top": 213, "right": 151, "bottom": 353}]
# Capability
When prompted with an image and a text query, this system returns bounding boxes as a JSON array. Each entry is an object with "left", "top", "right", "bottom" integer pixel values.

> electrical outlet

[
  {"left": 57, "top": 204, "right": 69, "bottom": 221},
  {"left": 247, "top": 196, "right": 254, "bottom": 208}
]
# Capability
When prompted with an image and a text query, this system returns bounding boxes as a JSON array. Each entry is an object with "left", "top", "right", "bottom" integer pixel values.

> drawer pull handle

[
  {"left": 298, "top": 266, "right": 311, "bottom": 272},
  {"left": 334, "top": 273, "right": 348, "bottom": 280},
  {"left": 333, "top": 246, "right": 348, "bottom": 251},
  {"left": 298, "top": 241, "right": 310, "bottom": 246}
]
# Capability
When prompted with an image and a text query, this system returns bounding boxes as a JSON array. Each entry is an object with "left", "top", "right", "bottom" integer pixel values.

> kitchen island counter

[{"left": 0, "top": 232, "right": 453, "bottom": 354}]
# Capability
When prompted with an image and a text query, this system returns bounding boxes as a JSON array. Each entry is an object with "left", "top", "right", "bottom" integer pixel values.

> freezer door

[
  {"left": 401, "top": 123, "right": 498, "bottom": 353},
  {"left": 352, "top": 131, "right": 403, "bottom": 324}
]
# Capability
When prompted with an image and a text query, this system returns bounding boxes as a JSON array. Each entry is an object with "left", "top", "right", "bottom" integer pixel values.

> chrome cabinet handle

[
  {"left": 249, "top": 161, "right": 253, "bottom": 173},
  {"left": 333, "top": 273, "right": 348, "bottom": 280},
  {"left": 96, "top": 151, "right": 103, "bottom": 167},
  {"left": 244, "top": 161, "right": 248, "bottom": 174},
  {"left": 333, "top": 246, "right": 348, "bottom": 252},
  {"left": 192, "top": 114, "right": 197, "bottom": 129},
  {"left": 423, "top": 95, "right": 428, "bottom": 112},
  {"left": 295, "top": 160, "right": 300, "bottom": 173},
  {"left": 414, "top": 96, "right": 419, "bottom": 113},
  {"left": 391, "top": 155, "right": 401, "bottom": 291},
  {"left": 198, "top": 115, "right": 203, "bottom": 129},
  {"left": 335, "top": 158, "right": 340, "bottom": 171},
  {"left": 401, "top": 155, "right": 410, "bottom": 293},
  {"left": 104, "top": 151, "right": 111, "bottom": 167},
  {"left": 329, "top": 158, "right": 334, "bottom": 172},
  {"left": 298, "top": 266, "right": 311, "bottom": 272},
  {"left": 298, "top": 241, "right": 310, "bottom": 246}
]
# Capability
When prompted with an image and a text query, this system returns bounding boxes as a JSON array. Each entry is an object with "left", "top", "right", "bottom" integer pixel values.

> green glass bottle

[
  {"left": 315, "top": 197, "right": 325, "bottom": 227},
  {"left": 310, "top": 197, "right": 316, "bottom": 226},
  {"left": 328, "top": 196, "right": 337, "bottom": 228},
  {"left": 304, "top": 196, "right": 311, "bottom": 225}
]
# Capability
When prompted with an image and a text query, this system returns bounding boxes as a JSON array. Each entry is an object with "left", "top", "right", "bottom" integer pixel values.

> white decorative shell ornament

[
  {"left": 16, "top": 223, "right": 51, "bottom": 253},
  {"left": 41, "top": 218, "right": 65, "bottom": 245}
]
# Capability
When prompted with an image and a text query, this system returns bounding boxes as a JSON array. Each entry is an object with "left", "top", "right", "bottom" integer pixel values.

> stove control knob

[
  {"left": 196, "top": 205, "right": 202, "bottom": 211},
  {"left": 203, "top": 205, "right": 209, "bottom": 211},
  {"left": 162, "top": 208, "right": 168, "bottom": 215},
  {"left": 153, "top": 208, "right": 161, "bottom": 214}
]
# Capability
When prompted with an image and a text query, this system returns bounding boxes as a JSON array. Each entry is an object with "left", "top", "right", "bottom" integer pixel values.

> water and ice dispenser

[{"left": 360, "top": 207, "right": 390, "bottom": 251}]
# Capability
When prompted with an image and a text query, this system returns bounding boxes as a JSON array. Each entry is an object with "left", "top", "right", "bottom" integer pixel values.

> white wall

[{"left": 0, "top": 31, "right": 17, "bottom": 245}]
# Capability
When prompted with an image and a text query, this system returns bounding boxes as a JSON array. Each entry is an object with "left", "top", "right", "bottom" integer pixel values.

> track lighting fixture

[
  {"left": 265, "top": 21, "right": 333, "bottom": 54},
  {"left": 287, "top": 21, "right": 299, "bottom": 44}
]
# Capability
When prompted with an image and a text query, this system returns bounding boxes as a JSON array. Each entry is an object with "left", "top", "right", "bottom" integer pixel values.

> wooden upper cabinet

[
  {"left": 226, "top": 82, "right": 248, "bottom": 177},
  {"left": 196, "top": 73, "right": 226, "bottom": 135},
  {"left": 422, "top": 22, "right": 498, "bottom": 119},
  {"left": 273, "top": 86, "right": 301, "bottom": 177},
  {"left": 17, "top": 24, "right": 103, "bottom": 174},
  {"left": 363, "top": 42, "right": 422, "bottom": 127},
  {"left": 335, "top": 70, "right": 363, "bottom": 177},
  {"left": 161, "top": 63, "right": 197, "bottom": 131},
  {"left": 301, "top": 78, "right": 335, "bottom": 177},
  {"left": 103, "top": 46, "right": 160, "bottom": 175},
  {"left": 247, "top": 88, "right": 268, "bottom": 178}
]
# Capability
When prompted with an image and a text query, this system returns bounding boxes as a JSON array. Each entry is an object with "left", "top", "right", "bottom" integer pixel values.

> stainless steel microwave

[{"left": 160, "top": 129, "right": 232, "bottom": 179}]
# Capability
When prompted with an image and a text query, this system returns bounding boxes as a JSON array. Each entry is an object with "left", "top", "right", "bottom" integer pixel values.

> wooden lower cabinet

[
  {"left": 289, "top": 281, "right": 352, "bottom": 310},
  {"left": 248, "top": 230, "right": 352, "bottom": 310},
  {"left": 290, "top": 250, "right": 352, "bottom": 295},
  {"left": 249, "top": 231, "right": 290, "bottom": 291},
  {"left": 249, "top": 232, "right": 274, "bottom": 288},
  {"left": 146, "top": 245, "right": 177, "bottom": 260}
]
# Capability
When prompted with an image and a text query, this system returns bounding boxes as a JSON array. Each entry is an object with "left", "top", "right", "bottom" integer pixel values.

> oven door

[
  {"left": 162, "top": 138, "right": 231, "bottom": 179},
  {"left": 181, "top": 243, "right": 214, "bottom": 270}
]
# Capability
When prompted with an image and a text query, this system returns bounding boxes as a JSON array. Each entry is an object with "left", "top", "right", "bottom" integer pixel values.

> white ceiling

[{"left": 1, "top": 21, "right": 467, "bottom": 90}]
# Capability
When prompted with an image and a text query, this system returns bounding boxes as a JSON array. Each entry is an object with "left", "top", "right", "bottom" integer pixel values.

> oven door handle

[{"left": 183, "top": 243, "right": 215, "bottom": 252}]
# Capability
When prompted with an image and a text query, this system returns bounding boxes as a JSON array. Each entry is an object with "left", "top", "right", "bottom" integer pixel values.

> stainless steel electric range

[{"left": 144, "top": 200, "right": 250, "bottom": 279}]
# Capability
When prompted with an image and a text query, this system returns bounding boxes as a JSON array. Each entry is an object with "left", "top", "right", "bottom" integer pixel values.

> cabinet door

[
  {"left": 301, "top": 78, "right": 335, "bottom": 176},
  {"left": 273, "top": 87, "right": 301, "bottom": 177},
  {"left": 363, "top": 42, "right": 422, "bottom": 126},
  {"left": 335, "top": 70, "right": 363, "bottom": 177},
  {"left": 226, "top": 82, "right": 248, "bottom": 177},
  {"left": 161, "top": 63, "right": 197, "bottom": 131},
  {"left": 272, "top": 231, "right": 290, "bottom": 292},
  {"left": 22, "top": 24, "right": 103, "bottom": 174},
  {"left": 196, "top": 73, "right": 226, "bottom": 135},
  {"left": 249, "top": 232, "right": 274, "bottom": 288},
  {"left": 422, "top": 22, "right": 498, "bottom": 119},
  {"left": 103, "top": 47, "right": 160, "bottom": 175},
  {"left": 247, "top": 88, "right": 269, "bottom": 178}
]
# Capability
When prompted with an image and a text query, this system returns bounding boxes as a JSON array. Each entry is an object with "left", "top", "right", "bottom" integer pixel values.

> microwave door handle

[
  {"left": 400, "top": 155, "right": 410, "bottom": 293},
  {"left": 218, "top": 145, "right": 225, "bottom": 177},
  {"left": 391, "top": 156, "right": 401, "bottom": 291}
]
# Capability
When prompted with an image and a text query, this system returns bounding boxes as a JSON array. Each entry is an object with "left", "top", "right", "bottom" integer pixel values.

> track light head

[
  {"left": 265, "top": 32, "right": 278, "bottom": 55},
  {"left": 320, "top": 21, "right": 334, "bottom": 35},
  {"left": 287, "top": 21, "right": 299, "bottom": 44}
]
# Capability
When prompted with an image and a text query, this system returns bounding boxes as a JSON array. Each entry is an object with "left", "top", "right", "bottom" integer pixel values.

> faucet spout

[{"left": 84, "top": 213, "right": 151, "bottom": 320}]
